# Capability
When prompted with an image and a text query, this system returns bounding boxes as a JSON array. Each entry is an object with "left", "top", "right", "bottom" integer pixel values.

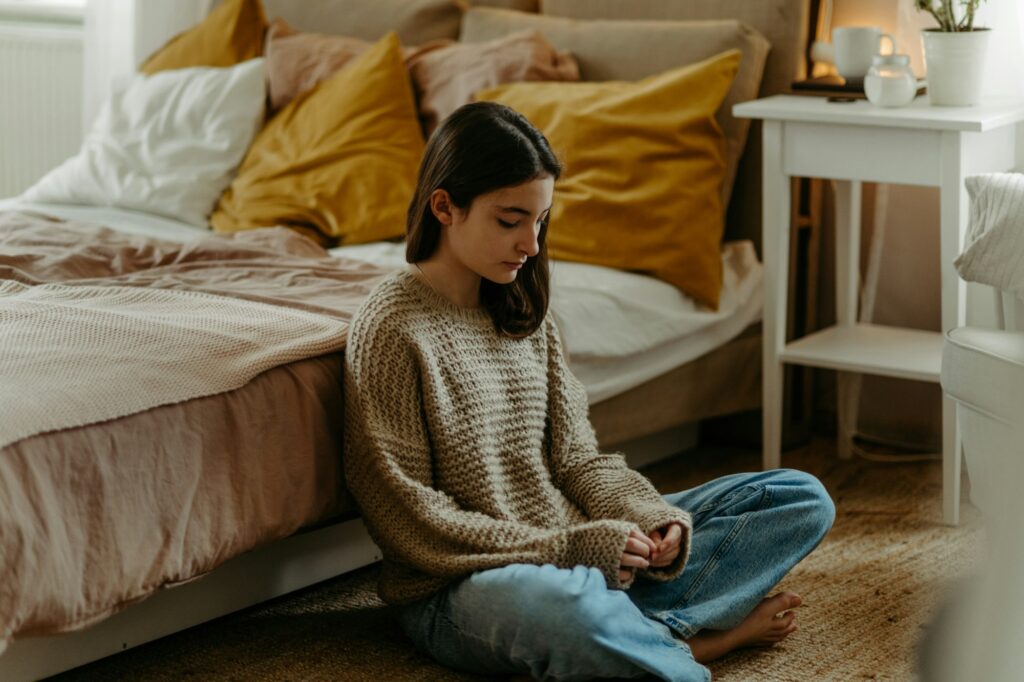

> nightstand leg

[
  {"left": 762, "top": 121, "right": 789, "bottom": 470},
  {"left": 939, "top": 131, "right": 968, "bottom": 527},
  {"left": 833, "top": 180, "right": 862, "bottom": 461}
]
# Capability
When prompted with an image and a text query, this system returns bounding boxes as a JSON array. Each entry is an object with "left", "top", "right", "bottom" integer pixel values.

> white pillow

[{"left": 22, "top": 59, "right": 266, "bottom": 227}]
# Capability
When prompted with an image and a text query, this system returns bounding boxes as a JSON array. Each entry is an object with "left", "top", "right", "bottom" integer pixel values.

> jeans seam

[
  {"left": 695, "top": 483, "right": 764, "bottom": 515},
  {"left": 676, "top": 485, "right": 771, "bottom": 607},
  {"left": 435, "top": 609, "right": 544, "bottom": 674}
]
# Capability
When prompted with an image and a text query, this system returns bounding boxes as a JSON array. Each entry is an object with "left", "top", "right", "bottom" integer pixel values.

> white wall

[
  {"left": 82, "top": 0, "right": 208, "bottom": 132},
  {"left": 0, "top": 7, "right": 84, "bottom": 198}
]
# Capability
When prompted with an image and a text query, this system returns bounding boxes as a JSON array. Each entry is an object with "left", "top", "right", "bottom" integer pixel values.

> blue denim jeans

[{"left": 396, "top": 468, "right": 836, "bottom": 681}]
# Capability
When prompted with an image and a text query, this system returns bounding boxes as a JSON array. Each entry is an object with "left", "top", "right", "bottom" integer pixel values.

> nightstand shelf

[{"left": 780, "top": 324, "right": 942, "bottom": 383}]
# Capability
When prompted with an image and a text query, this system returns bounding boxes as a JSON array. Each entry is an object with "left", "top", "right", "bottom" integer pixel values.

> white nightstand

[{"left": 734, "top": 94, "right": 1024, "bottom": 526}]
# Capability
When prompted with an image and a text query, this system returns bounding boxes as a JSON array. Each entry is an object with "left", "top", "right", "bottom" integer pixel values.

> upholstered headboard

[{"left": 539, "top": 0, "right": 813, "bottom": 254}]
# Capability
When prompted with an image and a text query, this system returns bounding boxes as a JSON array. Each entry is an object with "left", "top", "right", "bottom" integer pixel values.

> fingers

[
  {"left": 629, "top": 528, "right": 658, "bottom": 555},
  {"left": 651, "top": 522, "right": 683, "bottom": 556},
  {"left": 618, "top": 568, "right": 635, "bottom": 584},
  {"left": 619, "top": 552, "right": 650, "bottom": 570},
  {"left": 648, "top": 545, "right": 680, "bottom": 568},
  {"left": 625, "top": 536, "right": 651, "bottom": 558}
]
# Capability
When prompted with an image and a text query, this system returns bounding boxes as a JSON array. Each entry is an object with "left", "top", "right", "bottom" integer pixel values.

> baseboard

[
  {"left": 0, "top": 517, "right": 382, "bottom": 682},
  {"left": 614, "top": 421, "right": 701, "bottom": 470}
]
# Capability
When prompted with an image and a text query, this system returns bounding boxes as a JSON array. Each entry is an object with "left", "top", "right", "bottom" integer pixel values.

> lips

[{"left": 503, "top": 261, "right": 524, "bottom": 270}]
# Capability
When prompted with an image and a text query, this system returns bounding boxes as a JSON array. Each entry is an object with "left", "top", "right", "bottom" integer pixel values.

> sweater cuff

[
  {"left": 636, "top": 508, "right": 693, "bottom": 583},
  {"left": 628, "top": 502, "right": 693, "bottom": 539},
  {"left": 561, "top": 519, "right": 638, "bottom": 591}
]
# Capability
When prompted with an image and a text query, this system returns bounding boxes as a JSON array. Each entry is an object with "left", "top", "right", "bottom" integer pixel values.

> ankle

[{"left": 685, "top": 629, "right": 736, "bottom": 664}]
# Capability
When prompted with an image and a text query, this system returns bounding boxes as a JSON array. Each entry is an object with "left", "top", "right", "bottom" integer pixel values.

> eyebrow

[{"left": 496, "top": 205, "right": 552, "bottom": 216}]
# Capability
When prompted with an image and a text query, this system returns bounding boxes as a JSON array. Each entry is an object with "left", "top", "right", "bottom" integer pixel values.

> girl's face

[{"left": 435, "top": 176, "right": 554, "bottom": 285}]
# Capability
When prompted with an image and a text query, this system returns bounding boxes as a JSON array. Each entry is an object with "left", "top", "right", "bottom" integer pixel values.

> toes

[
  {"left": 772, "top": 611, "right": 796, "bottom": 628},
  {"left": 767, "top": 622, "right": 798, "bottom": 642},
  {"left": 780, "top": 591, "right": 802, "bottom": 609},
  {"left": 764, "top": 591, "right": 802, "bottom": 613}
]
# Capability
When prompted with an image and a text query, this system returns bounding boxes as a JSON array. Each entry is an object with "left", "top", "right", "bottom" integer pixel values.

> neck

[{"left": 411, "top": 254, "right": 481, "bottom": 309}]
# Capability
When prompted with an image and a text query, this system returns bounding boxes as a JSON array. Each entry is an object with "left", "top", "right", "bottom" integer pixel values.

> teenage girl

[{"left": 343, "top": 101, "right": 835, "bottom": 682}]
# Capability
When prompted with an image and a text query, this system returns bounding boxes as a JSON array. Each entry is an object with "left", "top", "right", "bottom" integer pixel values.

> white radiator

[{"left": 0, "top": 20, "right": 83, "bottom": 199}]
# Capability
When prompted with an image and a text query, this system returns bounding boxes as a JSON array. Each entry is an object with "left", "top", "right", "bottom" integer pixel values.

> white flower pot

[{"left": 922, "top": 29, "right": 991, "bottom": 107}]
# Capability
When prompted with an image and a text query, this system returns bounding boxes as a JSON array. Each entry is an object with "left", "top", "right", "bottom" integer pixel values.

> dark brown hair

[{"left": 405, "top": 101, "right": 562, "bottom": 338}]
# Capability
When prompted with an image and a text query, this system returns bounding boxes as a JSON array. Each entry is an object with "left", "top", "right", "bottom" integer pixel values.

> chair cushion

[{"left": 942, "top": 326, "right": 1024, "bottom": 424}]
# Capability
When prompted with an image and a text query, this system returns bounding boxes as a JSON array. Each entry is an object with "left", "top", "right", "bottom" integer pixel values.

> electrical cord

[{"left": 848, "top": 434, "right": 943, "bottom": 463}]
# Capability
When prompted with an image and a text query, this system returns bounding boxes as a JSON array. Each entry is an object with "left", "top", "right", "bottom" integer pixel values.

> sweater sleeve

[
  {"left": 544, "top": 315, "right": 694, "bottom": 583},
  {"left": 342, "top": 311, "right": 639, "bottom": 591}
]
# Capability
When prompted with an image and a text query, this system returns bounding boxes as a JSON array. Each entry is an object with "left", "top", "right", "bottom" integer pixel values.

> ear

[{"left": 429, "top": 189, "right": 456, "bottom": 226}]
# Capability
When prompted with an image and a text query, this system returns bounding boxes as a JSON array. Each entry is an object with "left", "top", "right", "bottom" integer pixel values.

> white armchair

[
  {"left": 925, "top": 172, "right": 1024, "bottom": 682},
  {"left": 941, "top": 172, "right": 1024, "bottom": 517}
]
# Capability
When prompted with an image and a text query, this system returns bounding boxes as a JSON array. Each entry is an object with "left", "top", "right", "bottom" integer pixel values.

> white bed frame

[
  {"left": 0, "top": 518, "right": 382, "bottom": 682},
  {"left": 0, "top": 426, "right": 694, "bottom": 681}
]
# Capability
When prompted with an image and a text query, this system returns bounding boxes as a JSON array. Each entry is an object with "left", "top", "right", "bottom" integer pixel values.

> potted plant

[{"left": 915, "top": 0, "right": 990, "bottom": 106}]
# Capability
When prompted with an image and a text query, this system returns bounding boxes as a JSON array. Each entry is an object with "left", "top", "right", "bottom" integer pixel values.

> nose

[{"left": 519, "top": 226, "right": 540, "bottom": 258}]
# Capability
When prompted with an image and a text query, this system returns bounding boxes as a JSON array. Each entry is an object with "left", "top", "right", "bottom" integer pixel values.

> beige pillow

[
  {"left": 262, "top": 0, "right": 464, "bottom": 45},
  {"left": 460, "top": 8, "right": 769, "bottom": 207},
  {"left": 265, "top": 19, "right": 580, "bottom": 134},
  {"left": 541, "top": 0, "right": 809, "bottom": 99}
]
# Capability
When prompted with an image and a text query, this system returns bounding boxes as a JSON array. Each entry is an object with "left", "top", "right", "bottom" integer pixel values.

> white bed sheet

[
  {"left": 0, "top": 200, "right": 762, "bottom": 403},
  {"left": 329, "top": 240, "right": 762, "bottom": 403}
]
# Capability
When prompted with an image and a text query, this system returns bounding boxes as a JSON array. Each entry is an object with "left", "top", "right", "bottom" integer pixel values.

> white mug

[{"left": 833, "top": 26, "right": 896, "bottom": 80}]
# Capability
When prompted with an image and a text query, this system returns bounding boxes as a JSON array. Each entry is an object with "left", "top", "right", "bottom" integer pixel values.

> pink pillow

[
  {"left": 264, "top": 18, "right": 580, "bottom": 134},
  {"left": 408, "top": 30, "right": 580, "bottom": 134}
]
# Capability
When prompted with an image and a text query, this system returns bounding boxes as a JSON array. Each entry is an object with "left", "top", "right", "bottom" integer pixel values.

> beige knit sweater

[{"left": 342, "top": 269, "right": 693, "bottom": 605}]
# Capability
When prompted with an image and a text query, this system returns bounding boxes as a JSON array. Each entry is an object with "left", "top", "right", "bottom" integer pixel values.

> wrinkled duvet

[{"left": 0, "top": 211, "right": 390, "bottom": 653}]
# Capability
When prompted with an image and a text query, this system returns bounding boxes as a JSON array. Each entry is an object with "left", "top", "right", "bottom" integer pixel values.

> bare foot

[{"left": 683, "top": 591, "right": 802, "bottom": 663}]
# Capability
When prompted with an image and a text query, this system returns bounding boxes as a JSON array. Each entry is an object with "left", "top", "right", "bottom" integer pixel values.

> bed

[{"left": 0, "top": 0, "right": 811, "bottom": 678}]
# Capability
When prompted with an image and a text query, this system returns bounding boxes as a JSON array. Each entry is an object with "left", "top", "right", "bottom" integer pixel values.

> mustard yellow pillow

[
  {"left": 476, "top": 49, "right": 740, "bottom": 310},
  {"left": 210, "top": 32, "right": 424, "bottom": 246},
  {"left": 140, "top": 0, "right": 268, "bottom": 74}
]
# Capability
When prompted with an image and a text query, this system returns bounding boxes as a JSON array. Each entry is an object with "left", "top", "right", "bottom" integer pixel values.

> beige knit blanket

[{"left": 0, "top": 279, "right": 347, "bottom": 449}]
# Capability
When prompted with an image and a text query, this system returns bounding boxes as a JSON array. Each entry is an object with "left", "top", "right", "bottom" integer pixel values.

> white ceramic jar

[{"left": 864, "top": 54, "right": 917, "bottom": 108}]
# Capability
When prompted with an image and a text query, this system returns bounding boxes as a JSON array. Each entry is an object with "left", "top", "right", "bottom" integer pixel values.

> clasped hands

[{"left": 617, "top": 522, "right": 683, "bottom": 584}]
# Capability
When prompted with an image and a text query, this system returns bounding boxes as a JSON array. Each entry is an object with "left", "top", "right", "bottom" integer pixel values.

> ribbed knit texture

[
  {"left": 957, "top": 173, "right": 1024, "bottom": 297},
  {"left": 342, "top": 269, "right": 693, "bottom": 605},
  {"left": 0, "top": 280, "right": 347, "bottom": 449}
]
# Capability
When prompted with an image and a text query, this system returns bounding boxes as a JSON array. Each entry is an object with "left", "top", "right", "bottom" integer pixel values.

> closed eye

[{"left": 498, "top": 219, "right": 517, "bottom": 228}]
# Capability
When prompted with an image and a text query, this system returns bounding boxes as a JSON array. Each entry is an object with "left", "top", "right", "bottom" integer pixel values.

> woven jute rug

[{"left": 52, "top": 438, "right": 982, "bottom": 681}]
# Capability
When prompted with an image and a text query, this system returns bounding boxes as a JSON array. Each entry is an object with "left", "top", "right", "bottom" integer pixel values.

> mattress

[{"left": 329, "top": 240, "right": 762, "bottom": 403}]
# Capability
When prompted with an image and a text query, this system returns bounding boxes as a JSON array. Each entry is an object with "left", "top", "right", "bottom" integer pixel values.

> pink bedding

[{"left": 0, "top": 212, "right": 390, "bottom": 652}]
